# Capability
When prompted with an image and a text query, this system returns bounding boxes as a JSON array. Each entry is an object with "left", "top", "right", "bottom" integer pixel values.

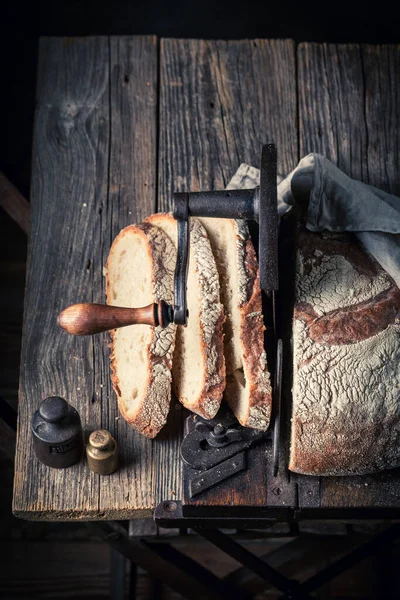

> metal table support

[{"left": 87, "top": 519, "right": 400, "bottom": 599}]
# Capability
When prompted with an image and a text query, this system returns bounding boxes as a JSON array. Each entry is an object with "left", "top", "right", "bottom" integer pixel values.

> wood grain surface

[
  {"left": 297, "top": 42, "right": 400, "bottom": 508},
  {"left": 159, "top": 38, "right": 297, "bottom": 210},
  {"left": 13, "top": 37, "right": 400, "bottom": 520},
  {"left": 157, "top": 38, "right": 297, "bottom": 509},
  {"left": 13, "top": 36, "right": 159, "bottom": 520}
]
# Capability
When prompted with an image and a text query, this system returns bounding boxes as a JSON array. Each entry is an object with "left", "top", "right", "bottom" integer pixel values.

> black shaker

[{"left": 31, "top": 396, "right": 83, "bottom": 468}]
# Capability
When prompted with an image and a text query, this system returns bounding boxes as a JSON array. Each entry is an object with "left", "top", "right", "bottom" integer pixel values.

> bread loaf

[
  {"left": 198, "top": 218, "right": 272, "bottom": 430},
  {"left": 290, "top": 229, "right": 400, "bottom": 475},
  {"left": 106, "top": 223, "right": 176, "bottom": 438},
  {"left": 145, "top": 213, "right": 225, "bottom": 419}
]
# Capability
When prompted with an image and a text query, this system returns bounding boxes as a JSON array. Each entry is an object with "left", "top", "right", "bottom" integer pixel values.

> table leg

[{"left": 111, "top": 547, "right": 126, "bottom": 600}]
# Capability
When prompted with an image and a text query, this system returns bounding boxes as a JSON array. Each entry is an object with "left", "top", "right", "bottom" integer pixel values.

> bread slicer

[
  {"left": 59, "top": 143, "right": 284, "bottom": 477},
  {"left": 59, "top": 144, "right": 278, "bottom": 331}
]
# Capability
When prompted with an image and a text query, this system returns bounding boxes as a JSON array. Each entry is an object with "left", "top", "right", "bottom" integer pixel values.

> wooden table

[{"left": 13, "top": 37, "right": 400, "bottom": 521}]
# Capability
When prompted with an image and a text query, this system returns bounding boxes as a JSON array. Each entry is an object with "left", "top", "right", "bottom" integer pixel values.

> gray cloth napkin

[{"left": 228, "top": 154, "right": 400, "bottom": 288}]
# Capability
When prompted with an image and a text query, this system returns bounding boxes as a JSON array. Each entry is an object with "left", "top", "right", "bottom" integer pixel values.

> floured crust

[
  {"left": 106, "top": 223, "right": 176, "bottom": 438},
  {"left": 189, "top": 218, "right": 226, "bottom": 417},
  {"left": 240, "top": 243, "right": 272, "bottom": 428},
  {"left": 199, "top": 217, "right": 272, "bottom": 430},
  {"left": 290, "top": 228, "right": 400, "bottom": 475},
  {"left": 145, "top": 213, "right": 226, "bottom": 419}
]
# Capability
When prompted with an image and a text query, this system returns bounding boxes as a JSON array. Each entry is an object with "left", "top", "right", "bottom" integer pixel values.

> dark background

[
  {"left": 2, "top": 1, "right": 400, "bottom": 379},
  {"left": 2, "top": 0, "right": 400, "bottom": 198},
  {"left": 1, "top": 3, "right": 400, "bottom": 597}
]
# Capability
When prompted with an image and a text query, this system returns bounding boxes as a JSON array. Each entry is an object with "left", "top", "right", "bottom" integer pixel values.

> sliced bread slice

[
  {"left": 145, "top": 213, "right": 226, "bottom": 419},
  {"left": 105, "top": 223, "right": 176, "bottom": 438},
  {"left": 198, "top": 217, "right": 272, "bottom": 430}
]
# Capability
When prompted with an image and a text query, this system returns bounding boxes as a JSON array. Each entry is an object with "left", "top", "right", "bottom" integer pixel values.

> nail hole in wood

[{"left": 124, "top": 74, "right": 130, "bottom": 83}]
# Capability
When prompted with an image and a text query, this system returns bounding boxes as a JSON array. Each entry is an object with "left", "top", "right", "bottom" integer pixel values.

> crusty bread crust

[
  {"left": 190, "top": 217, "right": 226, "bottom": 417},
  {"left": 145, "top": 213, "right": 226, "bottom": 419},
  {"left": 290, "top": 228, "right": 400, "bottom": 475},
  {"left": 199, "top": 218, "right": 272, "bottom": 430},
  {"left": 240, "top": 231, "right": 272, "bottom": 427},
  {"left": 106, "top": 223, "right": 176, "bottom": 438}
]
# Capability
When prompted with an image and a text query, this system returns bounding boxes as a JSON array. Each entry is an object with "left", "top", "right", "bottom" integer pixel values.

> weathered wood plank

[
  {"left": 298, "top": 42, "right": 400, "bottom": 509},
  {"left": 97, "top": 35, "right": 159, "bottom": 518},
  {"left": 13, "top": 36, "right": 159, "bottom": 520},
  {"left": 159, "top": 39, "right": 297, "bottom": 210},
  {"left": 17, "top": 36, "right": 399, "bottom": 521},
  {"left": 157, "top": 38, "right": 298, "bottom": 506}
]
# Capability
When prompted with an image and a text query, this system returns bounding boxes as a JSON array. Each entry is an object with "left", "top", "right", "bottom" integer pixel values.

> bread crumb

[{"left": 102, "top": 267, "right": 108, "bottom": 277}]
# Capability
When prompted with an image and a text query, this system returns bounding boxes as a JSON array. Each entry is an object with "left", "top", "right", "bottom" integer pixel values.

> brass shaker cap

[{"left": 86, "top": 429, "right": 118, "bottom": 475}]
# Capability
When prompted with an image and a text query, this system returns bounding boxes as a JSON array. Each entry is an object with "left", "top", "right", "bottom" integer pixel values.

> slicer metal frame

[
  {"left": 171, "top": 144, "right": 283, "bottom": 480},
  {"left": 172, "top": 144, "right": 279, "bottom": 326}
]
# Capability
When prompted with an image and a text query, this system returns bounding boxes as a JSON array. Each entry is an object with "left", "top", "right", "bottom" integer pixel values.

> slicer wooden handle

[{"left": 58, "top": 301, "right": 173, "bottom": 335}]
